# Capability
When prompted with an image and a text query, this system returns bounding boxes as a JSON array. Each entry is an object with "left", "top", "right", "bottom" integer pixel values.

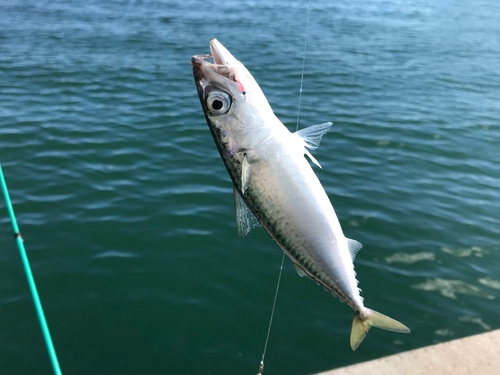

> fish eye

[{"left": 206, "top": 90, "right": 232, "bottom": 115}]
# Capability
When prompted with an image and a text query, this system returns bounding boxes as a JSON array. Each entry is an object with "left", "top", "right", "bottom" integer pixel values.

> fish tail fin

[{"left": 350, "top": 308, "right": 410, "bottom": 350}]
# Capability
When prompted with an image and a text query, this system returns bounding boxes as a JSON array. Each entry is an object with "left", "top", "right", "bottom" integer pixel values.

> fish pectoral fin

[
  {"left": 295, "top": 122, "right": 333, "bottom": 150},
  {"left": 293, "top": 263, "right": 307, "bottom": 278},
  {"left": 233, "top": 186, "right": 260, "bottom": 237},
  {"left": 241, "top": 153, "right": 251, "bottom": 193},
  {"left": 346, "top": 238, "right": 363, "bottom": 260}
]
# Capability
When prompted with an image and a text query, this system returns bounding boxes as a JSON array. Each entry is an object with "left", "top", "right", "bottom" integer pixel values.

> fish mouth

[
  {"left": 191, "top": 39, "right": 235, "bottom": 82},
  {"left": 190, "top": 39, "right": 229, "bottom": 66},
  {"left": 209, "top": 38, "right": 230, "bottom": 65},
  {"left": 192, "top": 39, "right": 247, "bottom": 108}
]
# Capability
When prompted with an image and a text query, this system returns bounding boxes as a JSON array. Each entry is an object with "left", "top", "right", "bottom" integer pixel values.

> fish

[{"left": 191, "top": 39, "right": 410, "bottom": 350}]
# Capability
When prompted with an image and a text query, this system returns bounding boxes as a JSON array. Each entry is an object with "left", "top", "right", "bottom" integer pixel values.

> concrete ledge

[{"left": 315, "top": 329, "right": 500, "bottom": 375}]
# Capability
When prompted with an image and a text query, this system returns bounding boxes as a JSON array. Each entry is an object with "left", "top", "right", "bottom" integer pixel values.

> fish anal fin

[{"left": 346, "top": 238, "right": 363, "bottom": 261}]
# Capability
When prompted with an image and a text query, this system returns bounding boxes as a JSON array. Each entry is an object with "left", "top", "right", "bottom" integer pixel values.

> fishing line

[
  {"left": 257, "top": 1, "right": 312, "bottom": 374},
  {"left": 0, "top": 164, "right": 62, "bottom": 375},
  {"left": 296, "top": 0, "right": 312, "bottom": 132},
  {"left": 256, "top": 252, "right": 285, "bottom": 375}
]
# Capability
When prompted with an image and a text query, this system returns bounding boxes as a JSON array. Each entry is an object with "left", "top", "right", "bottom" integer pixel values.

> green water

[{"left": 1, "top": 1, "right": 499, "bottom": 374}]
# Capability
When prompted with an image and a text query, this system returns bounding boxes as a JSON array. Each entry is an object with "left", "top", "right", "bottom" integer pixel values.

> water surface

[{"left": 1, "top": 1, "right": 499, "bottom": 374}]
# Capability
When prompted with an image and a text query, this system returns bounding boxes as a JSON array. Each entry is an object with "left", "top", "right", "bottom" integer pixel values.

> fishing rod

[{"left": 0, "top": 164, "right": 62, "bottom": 375}]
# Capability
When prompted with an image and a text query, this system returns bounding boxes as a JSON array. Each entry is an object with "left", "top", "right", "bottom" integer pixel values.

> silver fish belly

[{"left": 192, "top": 39, "right": 410, "bottom": 350}]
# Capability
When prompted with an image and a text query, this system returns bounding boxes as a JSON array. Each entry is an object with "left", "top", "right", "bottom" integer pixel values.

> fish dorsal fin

[
  {"left": 347, "top": 238, "right": 363, "bottom": 260},
  {"left": 233, "top": 186, "right": 260, "bottom": 237},
  {"left": 296, "top": 122, "right": 333, "bottom": 150},
  {"left": 293, "top": 263, "right": 307, "bottom": 278},
  {"left": 293, "top": 122, "right": 333, "bottom": 168}
]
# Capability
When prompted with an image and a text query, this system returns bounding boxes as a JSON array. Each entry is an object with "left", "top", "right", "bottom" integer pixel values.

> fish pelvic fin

[
  {"left": 350, "top": 308, "right": 410, "bottom": 351},
  {"left": 292, "top": 122, "right": 333, "bottom": 169}
]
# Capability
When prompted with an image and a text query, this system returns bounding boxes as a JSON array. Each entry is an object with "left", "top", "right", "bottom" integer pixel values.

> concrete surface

[{"left": 315, "top": 329, "right": 500, "bottom": 375}]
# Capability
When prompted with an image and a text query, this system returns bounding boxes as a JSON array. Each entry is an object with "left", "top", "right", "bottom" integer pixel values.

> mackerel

[{"left": 192, "top": 39, "right": 410, "bottom": 350}]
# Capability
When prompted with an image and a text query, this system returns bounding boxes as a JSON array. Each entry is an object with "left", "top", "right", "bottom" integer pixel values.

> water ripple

[
  {"left": 412, "top": 278, "right": 495, "bottom": 300},
  {"left": 385, "top": 252, "right": 436, "bottom": 264},
  {"left": 441, "top": 246, "right": 489, "bottom": 258},
  {"left": 93, "top": 251, "right": 140, "bottom": 259}
]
